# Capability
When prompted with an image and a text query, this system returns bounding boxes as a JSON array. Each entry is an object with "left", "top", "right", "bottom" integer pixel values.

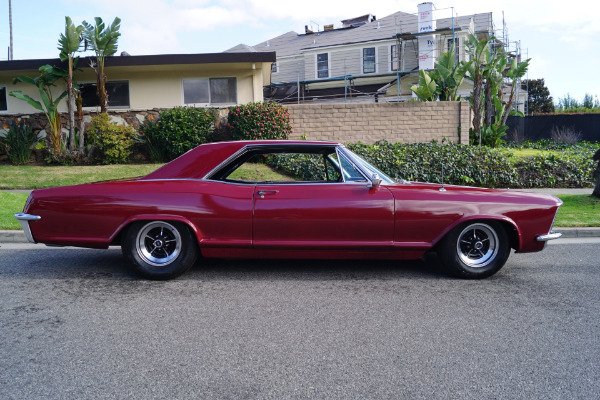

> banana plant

[
  {"left": 410, "top": 70, "right": 438, "bottom": 102},
  {"left": 10, "top": 65, "right": 68, "bottom": 156},
  {"left": 464, "top": 34, "right": 490, "bottom": 143},
  {"left": 58, "top": 16, "right": 83, "bottom": 152},
  {"left": 501, "top": 56, "right": 531, "bottom": 125},
  {"left": 82, "top": 17, "right": 121, "bottom": 113},
  {"left": 433, "top": 43, "right": 472, "bottom": 101}
]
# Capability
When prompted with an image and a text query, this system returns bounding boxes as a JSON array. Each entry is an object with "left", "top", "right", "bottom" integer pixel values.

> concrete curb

[{"left": 1, "top": 227, "right": 599, "bottom": 244}]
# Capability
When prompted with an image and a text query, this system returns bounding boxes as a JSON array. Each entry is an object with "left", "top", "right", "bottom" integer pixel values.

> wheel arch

[
  {"left": 109, "top": 214, "right": 203, "bottom": 248},
  {"left": 432, "top": 215, "right": 521, "bottom": 251}
]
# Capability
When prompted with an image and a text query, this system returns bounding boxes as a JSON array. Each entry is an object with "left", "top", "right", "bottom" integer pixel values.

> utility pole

[{"left": 9, "top": 0, "right": 14, "bottom": 60}]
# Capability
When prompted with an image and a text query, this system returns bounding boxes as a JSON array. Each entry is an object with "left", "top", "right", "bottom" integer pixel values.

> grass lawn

[
  {"left": 503, "top": 148, "right": 561, "bottom": 158},
  {"left": 0, "top": 191, "right": 29, "bottom": 230},
  {"left": 0, "top": 164, "right": 164, "bottom": 190},
  {"left": 1, "top": 190, "right": 598, "bottom": 230},
  {"left": 554, "top": 194, "right": 600, "bottom": 227}
]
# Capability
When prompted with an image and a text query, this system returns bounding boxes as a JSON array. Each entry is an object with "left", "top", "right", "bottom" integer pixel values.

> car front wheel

[
  {"left": 122, "top": 220, "right": 198, "bottom": 280},
  {"left": 438, "top": 221, "right": 510, "bottom": 279}
]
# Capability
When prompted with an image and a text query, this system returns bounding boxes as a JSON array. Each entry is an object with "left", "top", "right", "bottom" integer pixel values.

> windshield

[{"left": 344, "top": 149, "right": 395, "bottom": 184}]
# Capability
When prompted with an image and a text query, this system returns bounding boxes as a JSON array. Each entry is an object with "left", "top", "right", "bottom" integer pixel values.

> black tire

[
  {"left": 122, "top": 220, "right": 198, "bottom": 280},
  {"left": 438, "top": 221, "right": 510, "bottom": 279}
]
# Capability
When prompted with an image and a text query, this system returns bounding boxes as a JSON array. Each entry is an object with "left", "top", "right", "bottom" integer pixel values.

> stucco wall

[{"left": 286, "top": 102, "right": 471, "bottom": 144}]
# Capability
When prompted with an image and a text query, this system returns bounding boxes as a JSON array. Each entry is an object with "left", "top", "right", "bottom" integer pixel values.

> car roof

[{"left": 142, "top": 140, "right": 342, "bottom": 180}]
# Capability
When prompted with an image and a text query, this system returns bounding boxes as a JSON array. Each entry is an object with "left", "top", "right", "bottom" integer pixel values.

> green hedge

[
  {"left": 265, "top": 141, "right": 598, "bottom": 188},
  {"left": 346, "top": 142, "right": 597, "bottom": 188}
]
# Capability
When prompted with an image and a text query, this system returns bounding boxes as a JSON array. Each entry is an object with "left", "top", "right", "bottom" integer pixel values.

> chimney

[{"left": 417, "top": 2, "right": 437, "bottom": 70}]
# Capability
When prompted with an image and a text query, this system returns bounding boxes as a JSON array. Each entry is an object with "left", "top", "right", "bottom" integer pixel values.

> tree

[
  {"left": 10, "top": 65, "right": 68, "bottom": 157},
  {"left": 501, "top": 56, "right": 531, "bottom": 125},
  {"left": 58, "top": 16, "right": 83, "bottom": 152},
  {"left": 82, "top": 17, "right": 121, "bottom": 113},
  {"left": 464, "top": 34, "right": 490, "bottom": 142},
  {"left": 522, "top": 79, "right": 554, "bottom": 114}
]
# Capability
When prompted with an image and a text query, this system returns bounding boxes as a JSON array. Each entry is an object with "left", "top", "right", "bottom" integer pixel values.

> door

[{"left": 253, "top": 183, "right": 395, "bottom": 250}]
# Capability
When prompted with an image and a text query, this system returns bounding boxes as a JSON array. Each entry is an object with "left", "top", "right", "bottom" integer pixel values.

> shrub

[
  {"left": 138, "top": 115, "right": 168, "bottom": 162},
  {"left": 228, "top": 102, "right": 291, "bottom": 140},
  {"left": 87, "top": 114, "right": 136, "bottom": 165},
  {"left": 154, "top": 107, "right": 217, "bottom": 159},
  {"left": 345, "top": 141, "right": 598, "bottom": 189},
  {"left": 0, "top": 119, "right": 41, "bottom": 165}
]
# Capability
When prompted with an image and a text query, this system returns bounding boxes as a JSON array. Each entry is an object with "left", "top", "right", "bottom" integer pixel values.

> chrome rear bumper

[
  {"left": 536, "top": 231, "right": 562, "bottom": 242},
  {"left": 14, "top": 213, "right": 41, "bottom": 243}
]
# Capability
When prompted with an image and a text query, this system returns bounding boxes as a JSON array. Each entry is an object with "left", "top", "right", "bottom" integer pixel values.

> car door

[{"left": 252, "top": 153, "right": 395, "bottom": 250}]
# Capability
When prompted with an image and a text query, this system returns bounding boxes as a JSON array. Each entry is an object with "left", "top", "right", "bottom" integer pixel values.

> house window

[
  {"left": 317, "top": 53, "right": 329, "bottom": 78},
  {"left": 363, "top": 47, "right": 376, "bottom": 74},
  {"left": 447, "top": 38, "right": 460, "bottom": 64},
  {"left": 80, "top": 81, "right": 130, "bottom": 108},
  {"left": 390, "top": 45, "right": 399, "bottom": 71},
  {"left": 271, "top": 62, "right": 278, "bottom": 73},
  {"left": 183, "top": 78, "right": 237, "bottom": 105},
  {"left": 0, "top": 86, "right": 7, "bottom": 111}
]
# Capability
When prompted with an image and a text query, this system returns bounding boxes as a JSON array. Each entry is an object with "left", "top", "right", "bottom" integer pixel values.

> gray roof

[{"left": 225, "top": 11, "right": 492, "bottom": 58}]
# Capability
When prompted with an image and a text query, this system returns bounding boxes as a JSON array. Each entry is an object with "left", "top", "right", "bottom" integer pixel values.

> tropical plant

[
  {"left": 410, "top": 70, "right": 438, "bottom": 102},
  {"left": 501, "top": 56, "right": 530, "bottom": 125},
  {"left": 9, "top": 65, "right": 68, "bottom": 157},
  {"left": 0, "top": 119, "right": 41, "bottom": 165},
  {"left": 58, "top": 16, "right": 84, "bottom": 153},
  {"left": 433, "top": 44, "right": 472, "bottom": 101},
  {"left": 464, "top": 34, "right": 490, "bottom": 142},
  {"left": 82, "top": 17, "right": 121, "bottom": 113}
]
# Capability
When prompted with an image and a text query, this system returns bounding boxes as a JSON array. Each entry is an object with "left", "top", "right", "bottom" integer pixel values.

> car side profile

[{"left": 16, "top": 140, "right": 562, "bottom": 280}]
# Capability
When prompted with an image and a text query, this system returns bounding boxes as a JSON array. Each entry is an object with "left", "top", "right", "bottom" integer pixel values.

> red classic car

[{"left": 15, "top": 140, "right": 562, "bottom": 280}]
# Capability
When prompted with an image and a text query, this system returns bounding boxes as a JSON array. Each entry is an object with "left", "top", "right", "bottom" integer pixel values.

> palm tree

[
  {"left": 58, "top": 16, "right": 83, "bottom": 152},
  {"left": 82, "top": 17, "right": 121, "bottom": 113}
]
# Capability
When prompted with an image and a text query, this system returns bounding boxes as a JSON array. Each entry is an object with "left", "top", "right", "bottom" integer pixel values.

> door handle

[{"left": 257, "top": 190, "right": 279, "bottom": 199}]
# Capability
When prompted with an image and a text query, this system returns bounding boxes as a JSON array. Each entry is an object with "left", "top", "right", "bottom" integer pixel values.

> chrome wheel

[
  {"left": 135, "top": 221, "right": 182, "bottom": 267},
  {"left": 456, "top": 223, "right": 499, "bottom": 268}
]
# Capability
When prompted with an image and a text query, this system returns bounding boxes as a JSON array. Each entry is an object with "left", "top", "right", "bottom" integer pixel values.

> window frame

[
  {"left": 447, "top": 37, "right": 460, "bottom": 64},
  {"left": 362, "top": 47, "right": 377, "bottom": 74},
  {"left": 182, "top": 77, "right": 238, "bottom": 106},
  {"left": 390, "top": 44, "right": 399, "bottom": 72},
  {"left": 0, "top": 85, "right": 8, "bottom": 112},
  {"left": 79, "top": 80, "right": 131, "bottom": 109},
  {"left": 316, "top": 53, "right": 330, "bottom": 79}
]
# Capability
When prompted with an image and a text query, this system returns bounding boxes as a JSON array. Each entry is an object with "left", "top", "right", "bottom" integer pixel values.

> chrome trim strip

[
  {"left": 14, "top": 213, "right": 40, "bottom": 244},
  {"left": 536, "top": 231, "right": 562, "bottom": 242}
]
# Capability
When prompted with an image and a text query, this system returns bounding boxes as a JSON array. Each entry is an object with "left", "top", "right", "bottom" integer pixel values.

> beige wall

[
  {"left": 286, "top": 102, "right": 471, "bottom": 144},
  {"left": 0, "top": 61, "right": 269, "bottom": 114}
]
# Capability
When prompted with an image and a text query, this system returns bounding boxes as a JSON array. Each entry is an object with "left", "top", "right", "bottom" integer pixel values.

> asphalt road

[{"left": 1, "top": 239, "right": 599, "bottom": 399}]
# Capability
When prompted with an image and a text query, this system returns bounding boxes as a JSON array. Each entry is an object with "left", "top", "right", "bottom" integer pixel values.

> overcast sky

[{"left": 1, "top": 0, "right": 598, "bottom": 102}]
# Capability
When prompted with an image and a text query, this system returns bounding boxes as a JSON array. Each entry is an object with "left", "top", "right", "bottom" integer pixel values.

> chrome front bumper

[
  {"left": 536, "top": 231, "right": 562, "bottom": 242},
  {"left": 14, "top": 213, "right": 40, "bottom": 243}
]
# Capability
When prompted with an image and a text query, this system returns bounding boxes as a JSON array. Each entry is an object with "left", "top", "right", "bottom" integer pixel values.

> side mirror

[{"left": 370, "top": 173, "right": 382, "bottom": 188}]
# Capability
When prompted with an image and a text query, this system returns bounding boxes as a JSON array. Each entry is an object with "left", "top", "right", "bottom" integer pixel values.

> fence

[{"left": 506, "top": 114, "right": 600, "bottom": 142}]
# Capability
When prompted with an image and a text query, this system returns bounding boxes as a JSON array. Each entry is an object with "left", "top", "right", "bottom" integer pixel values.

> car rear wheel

[
  {"left": 438, "top": 221, "right": 510, "bottom": 279},
  {"left": 122, "top": 220, "right": 198, "bottom": 280}
]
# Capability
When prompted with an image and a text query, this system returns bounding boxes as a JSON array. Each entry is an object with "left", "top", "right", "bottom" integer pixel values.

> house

[
  {"left": 226, "top": 2, "right": 526, "bottom": 110},
  {"left": 0, "top": 52, "right": 275, "bottom": 115}
]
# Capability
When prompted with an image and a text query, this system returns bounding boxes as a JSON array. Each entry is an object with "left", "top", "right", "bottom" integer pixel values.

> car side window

[
  {"left": 222, "top": 151, "right": 344, "bottom": 183},
  {"left": 337, "top": 153, "right": 367, "bottom": 182}
]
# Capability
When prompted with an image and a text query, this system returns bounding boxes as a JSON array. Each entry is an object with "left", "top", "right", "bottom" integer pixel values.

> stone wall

[
  {"left": 286, "top": 102, "right": 471, "bottom": 144},
  {"left": 1, "top": 102, "right": 472, "bottom": 145}
]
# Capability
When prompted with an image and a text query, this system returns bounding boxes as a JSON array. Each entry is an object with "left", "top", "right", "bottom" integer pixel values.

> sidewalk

[{"left": 2, "top": 188, "right": 598, "bottom": 243}]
